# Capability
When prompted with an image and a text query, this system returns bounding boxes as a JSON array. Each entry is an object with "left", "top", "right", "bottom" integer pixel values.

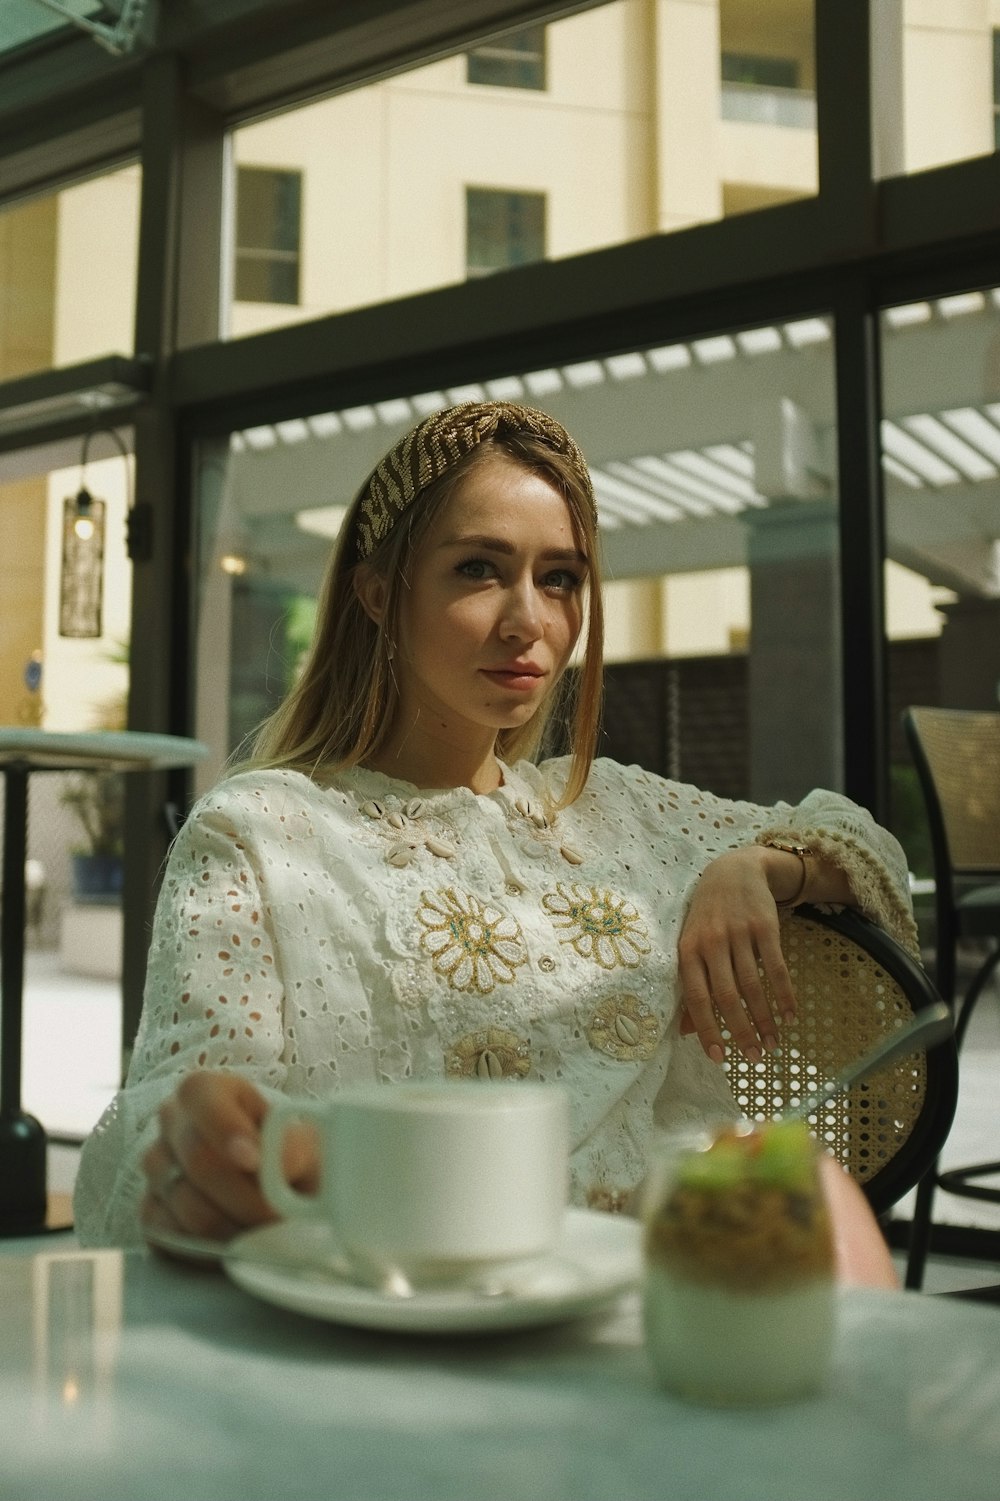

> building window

[
  {"left": 235, "top": 167, "right": 302, "bottom": 305},
  {"left": 465, "top": 188, "right": 546, "bottom": 278},
  {"left": 720, "top": 52, "right": 814, "bottom": 130},
  {"left": 467, "top": 25, "right": 546, "bottom": 90},
  {"left": 721, "top": 53, "right": 799, "bottom": 90}
]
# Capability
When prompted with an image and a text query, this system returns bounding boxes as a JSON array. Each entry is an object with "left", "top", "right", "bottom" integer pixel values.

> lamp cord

[{"left": 79, "top": 425, "right": 134, "bottom": 514}]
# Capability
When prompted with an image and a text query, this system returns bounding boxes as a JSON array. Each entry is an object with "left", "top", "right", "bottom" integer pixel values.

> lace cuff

[{"left": 753, "top": 824, "right": 920, "bottom": 957}]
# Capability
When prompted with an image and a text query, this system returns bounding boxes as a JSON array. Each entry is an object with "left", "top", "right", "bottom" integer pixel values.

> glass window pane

[
  {"left": 467, "top": 25, "right": 547, "bottom": 89},
  {"left": 0, "top": 438, "right": 133, "bottom": 1138},
  {"left": 0, "top": 443, "right": 133, "bottom": 731},
  {"left": 235, "top": 166, "right": 302, "bottom": 304},
  {"left": 193, "top": 318, "right": 840, "bottom": 807},
  {"left": 0, "top": 165, "right": 141, "bottom": 382},
  {"left": 722, "top": 53, "right": 800, "bottom": 90},
  {"left": 873, "top": 5, "right": 998, "bottom": 176},
  {"left": 880, "top": 291, "right": 1000, "bottom": 904},
  {"left": 226, "top": 0, "right": 817, "bottom": 339},
  {"left": 466, "top": 187, "right": 546, "bottom": 276}
]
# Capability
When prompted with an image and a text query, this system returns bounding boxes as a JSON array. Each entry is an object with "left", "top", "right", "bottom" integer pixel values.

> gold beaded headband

[{"left": 350, "top": 400, "right": 596, "bottom": 560}]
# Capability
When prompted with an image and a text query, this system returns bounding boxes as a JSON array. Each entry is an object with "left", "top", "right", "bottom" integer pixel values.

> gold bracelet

[{"left": 764, "top": 839, "right": 812, "bottom": 910}]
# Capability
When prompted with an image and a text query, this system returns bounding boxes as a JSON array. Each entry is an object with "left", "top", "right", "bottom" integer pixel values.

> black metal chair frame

[{"left": 901, "top": 707, "right": 1000, "bottom": 1289}]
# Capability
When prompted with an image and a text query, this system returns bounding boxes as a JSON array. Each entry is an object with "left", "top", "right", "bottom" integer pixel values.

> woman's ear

[{"left": 354, "top": 565, "right": 388, "bottom": 625}]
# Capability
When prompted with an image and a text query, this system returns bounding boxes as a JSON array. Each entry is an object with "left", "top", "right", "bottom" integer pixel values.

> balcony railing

[{"left": 720, "top": 81, "right": 816, "bottom": 130}]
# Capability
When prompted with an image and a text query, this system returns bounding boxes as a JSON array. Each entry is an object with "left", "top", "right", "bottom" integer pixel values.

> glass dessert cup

[{"left": 643, "top": 1119, "right": 835, "bottom": 1406}]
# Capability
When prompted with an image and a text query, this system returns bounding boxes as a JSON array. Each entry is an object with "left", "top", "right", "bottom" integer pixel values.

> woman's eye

[
  {"left": 456, "top": 557, "right": 496, "bottom": 581},
  {"left": 543, "top": 569, "right": 582, "bottom": 593}
]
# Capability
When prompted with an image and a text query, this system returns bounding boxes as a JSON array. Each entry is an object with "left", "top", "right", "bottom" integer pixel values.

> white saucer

[{"left": 223, "top": 1209, "right": 642, "bottom": 1334}]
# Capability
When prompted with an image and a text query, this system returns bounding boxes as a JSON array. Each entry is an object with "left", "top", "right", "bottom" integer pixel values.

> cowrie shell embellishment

[{"left": 586, "top": 994, "right": 659, "bottom": 1061}]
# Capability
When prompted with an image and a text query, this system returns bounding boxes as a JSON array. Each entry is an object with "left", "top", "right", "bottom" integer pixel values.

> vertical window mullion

[{"left": 833, "top": 278, "right": 888, "bottom": 819}]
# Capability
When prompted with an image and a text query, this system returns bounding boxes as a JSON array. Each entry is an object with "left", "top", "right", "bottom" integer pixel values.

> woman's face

[{"left": 391, "top": 453, "right": 588, "bottom": 747}]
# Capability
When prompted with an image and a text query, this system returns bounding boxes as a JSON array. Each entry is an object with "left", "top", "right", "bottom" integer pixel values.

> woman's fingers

[
  {"left": 140, "top": 1071, "right": 322, "bottom": 1247},
  {"left": 145, "top": 1170, "right": 245, "bottom": 1242},
  {"left": 730, "top": 936, "right": 783, "bottom": 1053},
  {"left": 677, "top": 947, "right": 727, "bottom": 1063},
  {"left": 140, "top": 1131, "right": 243, "bottom": 1243},
  {"left": 679, "top": 928, "right": 795, "bottom": 1062},
  {"left": 170, "top": 1071, "right": 268, "bottom": 1170},
  {"left": 677, "top": 846, "right": 806, "bottom": 1061},
  {"left": 754, "top": 924, "right": 798, "bottom": 1026},
  {"left": 141, "top": 1073, "right": 279, "bottom": 1242},
  {"left": 703, "top": 950, "right": 767, "bottom": 1062}
]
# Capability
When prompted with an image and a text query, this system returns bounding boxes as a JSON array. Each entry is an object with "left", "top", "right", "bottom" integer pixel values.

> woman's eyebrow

[{"left": 440, "top": 533, "right": 589, "bottom": 564}]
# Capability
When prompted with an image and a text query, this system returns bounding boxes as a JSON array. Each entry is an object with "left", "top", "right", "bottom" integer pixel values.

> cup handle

[{"left": 259, "top": 1097, "right": 325, "bottom": 1221}]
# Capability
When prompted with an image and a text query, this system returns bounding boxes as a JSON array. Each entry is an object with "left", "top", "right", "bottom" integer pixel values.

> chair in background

[
  {"left": 900, "top": 706, "right": 1000, "bottom": 1289},
  {"left": 725, "top": 903, "right": 957, "bottom": 1219}
]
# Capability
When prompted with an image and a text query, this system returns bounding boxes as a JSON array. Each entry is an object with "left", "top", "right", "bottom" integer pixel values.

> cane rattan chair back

[
  {"left": 901, "top": 706, "right": 1000, "bottom": 1287},
  {"left": 724, "top": 903, "right": 957, "bottom": 1218}
]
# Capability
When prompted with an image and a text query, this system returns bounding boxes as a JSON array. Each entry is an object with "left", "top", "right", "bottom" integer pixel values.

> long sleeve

[
  {"left": 73, "top": 798, "right": 289, "bottom": 1246},
  {"left": 591, "top": 762, "right": 917, "bottom": 952},
  {"left": 750, "top": 787, "right": 919, "bottom": 955}
]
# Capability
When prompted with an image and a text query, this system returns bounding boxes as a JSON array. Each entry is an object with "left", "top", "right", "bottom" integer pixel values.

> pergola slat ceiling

[{"left": 227, "top": 298, "right": 1000, "bottom": 545}]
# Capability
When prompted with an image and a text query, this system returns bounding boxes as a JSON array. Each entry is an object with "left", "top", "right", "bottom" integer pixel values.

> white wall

[{"left": 52, "top": 166, "right": 140, "bottom": 366}]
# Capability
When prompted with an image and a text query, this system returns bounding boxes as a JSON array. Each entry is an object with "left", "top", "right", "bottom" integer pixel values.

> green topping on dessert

[
  {"left": 675, "top": 1141, "right": 747, "bottom": 1192},
  {"left": 752, "top": 1120, "right": 817, "bottom": 1189},
  {"left": 676, "top": 1119, "right": 816, "bottom": 1193}
]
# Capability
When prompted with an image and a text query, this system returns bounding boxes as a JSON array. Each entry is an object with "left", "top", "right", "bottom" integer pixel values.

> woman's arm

[
  {"left": 677, "top": 844, "right": 849, "bottom": 1062},
  {"left": 587, "top": 759, "right": 918, "bottom": 1068},
  {"left": 819, "top": 1153, "right": 899, "bottom": 1289},
  {"left": 74, "top": 791, "right": 291, "bottom": 1246},
  {"left": 676, "top": 815, "right": 911, "bottom": 1065}
]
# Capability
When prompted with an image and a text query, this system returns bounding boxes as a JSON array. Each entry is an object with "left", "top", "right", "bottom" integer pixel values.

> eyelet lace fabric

[{"left": 73, "top": 757, "right": 917, "bottom": 1246}]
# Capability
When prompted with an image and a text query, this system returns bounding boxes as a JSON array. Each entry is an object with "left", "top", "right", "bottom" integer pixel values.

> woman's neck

[{"left": 363, "top": 733, "right": 502, "bottom": 795}]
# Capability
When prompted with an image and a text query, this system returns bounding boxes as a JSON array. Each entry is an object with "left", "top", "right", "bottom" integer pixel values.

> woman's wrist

[
  {"left": 757, "top": 840, "right": 856, "bottom": 908},
  {"left": 761, "top": 839, "right": 812, "bottom": 909}
]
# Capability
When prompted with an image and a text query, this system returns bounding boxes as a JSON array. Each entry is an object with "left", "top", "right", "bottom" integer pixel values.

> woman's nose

[{"left": 500, "top": 581, "right": 543, "bottom": 640}]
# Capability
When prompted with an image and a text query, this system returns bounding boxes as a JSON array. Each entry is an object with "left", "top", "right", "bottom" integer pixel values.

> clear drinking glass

[{"left": 643, "top": 1119, "right": 835, "bottom": 1405}]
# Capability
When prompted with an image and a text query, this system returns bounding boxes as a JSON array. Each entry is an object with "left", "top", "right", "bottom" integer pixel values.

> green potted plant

[{"left": 61, "top": 770, "right": 125, "bottom": 903}]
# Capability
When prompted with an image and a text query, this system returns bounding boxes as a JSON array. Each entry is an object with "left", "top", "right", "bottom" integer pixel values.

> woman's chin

[{"left": 492, "top": 706, "right": 542, "bottom": 732}]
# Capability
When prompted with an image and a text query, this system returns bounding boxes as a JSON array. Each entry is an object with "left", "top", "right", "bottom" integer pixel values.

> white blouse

[{"left": 73, "top": 756, "right": 917, "bottom": 1245}]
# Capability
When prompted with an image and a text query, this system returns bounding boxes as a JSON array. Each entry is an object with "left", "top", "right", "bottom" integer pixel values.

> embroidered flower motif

[
  {"left": 541, "top": 882, "right": 651, "bottom": 970},
  {"left": 445, "top": 1026, "right": 532, "bottom": 1080},
  {"left": 586, "top": 993, "right": 660, "bottom": 1061},
  {"left": 417, "top": 887, "right": 527, "bottom": 993}
]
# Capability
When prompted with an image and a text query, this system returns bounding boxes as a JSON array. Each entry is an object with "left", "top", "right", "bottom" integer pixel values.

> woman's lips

[{"left": 480, "top": 668, "right": 544, "bottom": 692}]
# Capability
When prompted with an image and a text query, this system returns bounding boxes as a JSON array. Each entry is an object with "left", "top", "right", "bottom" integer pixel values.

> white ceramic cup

[{"left": 259, "top": 1081, "right": 569, "bottom": 1286}]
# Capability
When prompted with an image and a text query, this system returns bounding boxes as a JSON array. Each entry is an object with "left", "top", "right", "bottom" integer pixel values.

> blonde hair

[{"left": 243, "top": 416, "right": 604, "bottom": 807}]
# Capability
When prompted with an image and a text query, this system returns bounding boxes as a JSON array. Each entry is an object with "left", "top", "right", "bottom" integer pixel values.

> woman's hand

[
  {"left": 140, "top": 1071, "right": 318, "bottom": 1247},
  {"left": 676, "top": 846, "right": 801, "bottom": 1064}
]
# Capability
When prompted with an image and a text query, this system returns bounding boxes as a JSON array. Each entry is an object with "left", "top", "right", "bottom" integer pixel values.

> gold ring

[{"left": 161, "top": 1161, "right": 185, "bottom": 1198}]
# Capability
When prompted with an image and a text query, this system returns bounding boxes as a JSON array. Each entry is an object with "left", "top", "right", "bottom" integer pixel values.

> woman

[{"left": 74, "top": 400, "right": 915, "bottom": 1265}]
